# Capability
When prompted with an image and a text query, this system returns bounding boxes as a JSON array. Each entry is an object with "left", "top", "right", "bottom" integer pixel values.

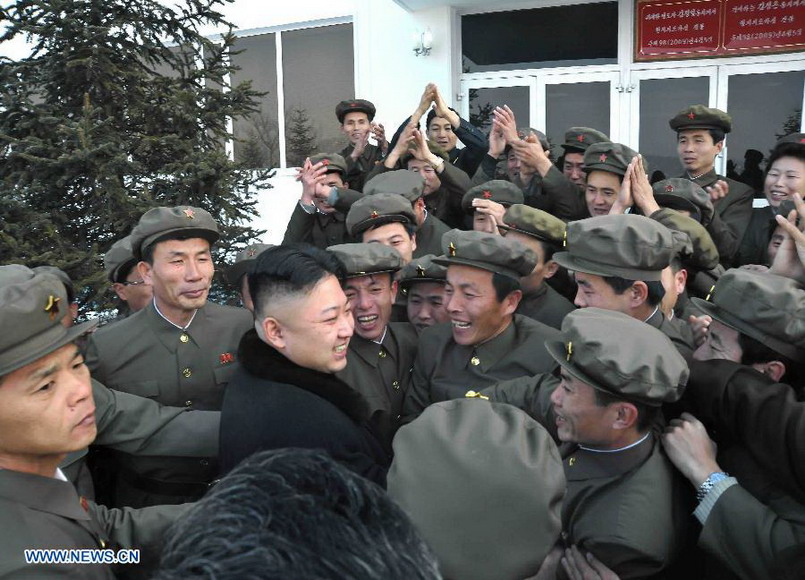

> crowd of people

[{"left": 1, "top": 81, "right": 804, "bottom": 579}]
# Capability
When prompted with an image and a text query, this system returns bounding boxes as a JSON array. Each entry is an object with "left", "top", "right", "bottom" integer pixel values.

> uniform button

[
  {"left": 470, "top": 356, "right": 480, "bottom": 366},
  {"left": 392, "top": 380, "right": 400, "bottom": 390},
  {"left": 378, "top": 350, "right": 387, "bottom": 358},
  {"left": 182, "top": 368, "right": 192, "bottom": 378},
  {"left": 185, "top": 400, "right": 193, "bottom": 407},
  {"left": 200, "top": 459, "right": 209, "bottom": 466},
  {"left": 99, "top": 539, "right": 107, "bottom": 548},
  {"left": 180, "top": 333, "right": 189, "bottom": 343},
  {"left": 396, "top": 414, "right": 401, "bottom": 420}
]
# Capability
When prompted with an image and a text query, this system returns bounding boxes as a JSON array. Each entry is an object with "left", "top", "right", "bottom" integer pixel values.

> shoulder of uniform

[{"left": 514, "top": 313, "right": 561, "bottom": 340}]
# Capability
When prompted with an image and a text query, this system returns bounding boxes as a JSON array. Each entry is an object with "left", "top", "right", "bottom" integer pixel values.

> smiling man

[
  {"left": 85, "top": 206, "right": 252, "bottom": 508},
  {"left": 397, "top": 254, "right": 450, "bottom": 335},
  {"left": 328, "top": 243, "right": 419, "bottom": 443},
  {"left": 0, "top": 266, "right": 187, "bottom": 578},
  {"left": 581, "top": 141, "right": 640, "bottom": 217},
  {"left": 402, "top": 229, "right": 558, "bottom": 423}
]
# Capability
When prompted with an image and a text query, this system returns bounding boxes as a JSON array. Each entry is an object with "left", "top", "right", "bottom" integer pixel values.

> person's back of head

[{"left": 155, "top": 448, "right": 440, "bottom": 580}]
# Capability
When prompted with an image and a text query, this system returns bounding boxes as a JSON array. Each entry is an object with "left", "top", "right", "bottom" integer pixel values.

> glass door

[{"left": 458, "top": 77, "right": 537, "bottom": 135}]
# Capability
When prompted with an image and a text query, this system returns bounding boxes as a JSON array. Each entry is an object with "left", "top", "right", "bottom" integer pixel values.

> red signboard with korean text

[{"left": 636, "top": 0, "right": 805, "bottom": 61}]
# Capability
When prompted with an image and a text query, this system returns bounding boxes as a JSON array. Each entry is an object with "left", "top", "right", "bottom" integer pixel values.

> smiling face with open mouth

[
  {"left": 344, "top": 273, "right": 397, "bottom": 342},
  {"left": 764, "top": 155, "right": 804, "bottom": 208}
]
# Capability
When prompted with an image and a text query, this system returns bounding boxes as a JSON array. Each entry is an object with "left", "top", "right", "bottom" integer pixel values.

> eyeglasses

[{"left": 122, "top": 279, "right": 146, "bottom": 286}]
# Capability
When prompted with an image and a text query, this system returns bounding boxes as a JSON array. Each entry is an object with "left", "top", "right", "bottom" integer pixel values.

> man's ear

[
  {"left": 612, "top": 402, "right": 639, "bottom": 431},
  {"left": 629, "top": 281, "right": 649, "bottom": 308},
  {"left": 757, "top": 360, "right": 786, "bottom": 382},
  {"left": 544, "top": 260, "right": 560, "bottom": 280},
  {"left": 112, "top": 282, "right": 128, "bottom": 301},
  {"left": 390, "top": 279, "right": 399, "bottom": 303},
  {"left": 675, "top": 268, "right": 688, "bottom": 295},
  {"left": 410, "top": 233, "right": 417, "bottom": 254},
  {"left": 502, "top": 289, "right": 522, "bottom": 315},
  {"left": 137, "top": 261, "right": 153, "bottom": 286},
  {"left": 261, "top": 316, "right": 285, "bottom": 350}
]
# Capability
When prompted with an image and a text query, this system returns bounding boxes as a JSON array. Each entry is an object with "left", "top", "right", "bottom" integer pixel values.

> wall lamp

[{"left": 412, "top": 28, "right": 433, "bottom": 57}]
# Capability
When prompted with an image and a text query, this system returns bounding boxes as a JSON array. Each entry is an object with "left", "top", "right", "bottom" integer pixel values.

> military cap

[
  {"left": 401, "top": 139, "right": 449, "bottom": 165},
  {"left": 335, "top": 99, "right": 376, "bottom": 123},
  {"left": 546, "top": 308, "right": 689, "bottom": 406},
  {"left": 388, "top": 399, "right": 565, "bottom": 580},
  {"left": 692, "top": 269, "right": 805, "bottom": 362},
  {"left": 461, "top": 180, "right": 524, "bottom": 213},
  {"left": 435, "top": 229, "right": 537, "bottom": 280},
  {"left": 104, "top": 236, "right": 138, "bottom": 283},
  {"left": 553, "top": 215, "right": 675, "bottom": 281},
  {"left": 498, "top": 204, "right": 566, "bottom": 247},
  {"left": 0, "top": 265, "right": 98, "bottom": 376},
  {"left": 653, "top": 178, "right": 714, "bottom": 225},
  {"left": 562, "top": 127, "right": 610, "bottom": 153},
  {"left": 364, "top": 170, "right": 424, "bottom": 202},
  {"left": 327, "top": 243, "right": 404, "bottom": 278},
  {"left": 777, "top": 132, "right": 805, "bottom": 146},
  {"left": 398, "top": 254, "right": 447, "bottom": 289},
  {"left": 669, "top": 105, "right": 732, "bottom": 133},
  {"left": 223, "top": 243, "right": 273, "bottom": 286},
  {"left": 346, "top": 193, "right": 416, "bottom": 238},
  {"left": 582, "top": 142, "right": 640, "bottom": 177},
  {"left": 504, "top": 127, "right": 550, "bottom": 152},
  {"left": 309, "top": 152, "right": 348, "bottom": 176},
  {"left": 32, "top": 266, "right": 75, "bottom": 303},
  {"left": 651, "top": 209, "right": 720, "bottom": 272},
  {"left": 130, "top": 206, "right": 220, "bottom": 260}
]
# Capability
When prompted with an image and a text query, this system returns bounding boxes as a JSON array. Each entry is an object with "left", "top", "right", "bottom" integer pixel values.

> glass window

[
  {"left": 727, "top": 70, "right": 804, "bottom": 195},
  {"left": 468, "top": 86, "right": 530, "bottom": 134},
  {"left": 230, "top": 33, "right": 280, "bottom": 169},
  {"left": 546, "top": 82, "right": 610, "bottom": 159},
  {"left": 638, "top": 77, "right": 710, "bottom": 180},
  {"left": 462, "top": 3, "right": 617, "bottom": 72},
  {"left": 282, "top": 23, "right": 354, "bottom": 167}
]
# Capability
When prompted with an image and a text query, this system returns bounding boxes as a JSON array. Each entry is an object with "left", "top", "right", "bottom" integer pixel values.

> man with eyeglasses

[{"left": 105, "top": 235, "right": 154, "bottom": 319}]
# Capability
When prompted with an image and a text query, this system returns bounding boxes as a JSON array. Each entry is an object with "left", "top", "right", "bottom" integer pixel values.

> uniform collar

[
  {"left": 0, "top": 468, "right": 91, "bottom": 522},
  {"left": 564, "top": 432, "right": 654, "bottom": 481},
  {"left": 152, "top": 297, "right": 198, "bottom": 331},
  {"left": 469, "top": 317, "right": 517, "bottom": 372},
  {"left": 145, "top": 301, "right": 209, "bottom": 353}
]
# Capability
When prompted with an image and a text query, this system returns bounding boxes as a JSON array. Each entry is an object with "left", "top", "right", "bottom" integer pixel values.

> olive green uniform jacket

[
  {"left": 85, "top": 301, "right": 251, "bottom": 508},
  {"left": 281, "top": 202, "right": 353, "bottom": 249},
  {"left": 340, "top": 142, "right": 384, "bottom": 193},
  {"left": 516, "top": 283, "right": 576, "bottom": 330},
  {"left": 337, "top": 322, "right": 419, "bottom": 445},
  {"left": 0, "top": 469, "right": 188, "bottom": 579},
  {"left": 413, "top": 213, "right": 451, "bottom": 258},
  {"left": 402, "top": 315, "right": 559, "bottom": 423}
]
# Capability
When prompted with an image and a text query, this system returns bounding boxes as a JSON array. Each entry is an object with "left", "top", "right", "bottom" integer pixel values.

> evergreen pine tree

[
  {"left": 0, "top": 0, "right": 270, "bottom": 314},
  {"left": 285, "top": 107, "right": 318, "bottom": 167}
]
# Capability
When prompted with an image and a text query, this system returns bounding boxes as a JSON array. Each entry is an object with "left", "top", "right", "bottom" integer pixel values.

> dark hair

[
  {"left": 539, "top": 240, "right": 559, "bottom": 262},
  {"left": 140, "top": 233, "right": 209, "bottom": 265},
  {"left": 491, "top": 272, "right": 521, "bottom": 302},
  {"left": 593, "top": 388, "right": 658, "bottom": 433},
  {"left": 676, "top": 128, "right": 725, "bottom": 145},
  {"left": 364, "top": 221, "right": 417, "bottom": 239},
  {"left": 738, "top": 332, "right": 805, "bottom": 388},
  {"left": 249, "top": 244, "right": 347, "bottom": 319},
  {"left": 602, "top": 276, "right": 665, "bottom": 307},
  {"left": 425, "top": 108, "right": 454, "bottom": 129},
  {"left": 767, "top": 142, "right": 805, "bottom": 172},
  {"left": 155, "top": 449, "right": 440, "bottom": 580}
]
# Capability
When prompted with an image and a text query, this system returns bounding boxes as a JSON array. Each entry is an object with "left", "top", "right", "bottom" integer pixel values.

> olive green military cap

[
  {"left": 346, "top": 193, "right": 416, "bottom": 238},
  {"left": 498, "top": 204, "right": 566, "bottom": 247},
  {"left": 401, "top": 140, "right": 449, "bottom": 165},
  {"left": 553, "top": 215, "right": 675, "bottom": 281},
  {"left": 388, "top": 399, "right": 565, "bottom": 580},
  {"left": 506, "top": 127, "right": 550, "bottom": 152},
  {"left": 653, "top": 178, "right": 714, "bottom": 225},
  {"left": 309, "top": 152, "right": 348, "bottom": 176},
  {"left": 562, "top": 127, "right": 610, "bottom": 153},
  {"left": 777, "top": 133, "right": 805, "bottom": 146},
  {"left": 669, "top": 105, "right": 732, "bottom": 133},
  {"left": 335, "top": 98, "right": 376, "bottom": 123},
  {"left": 130, "top": 206, "right": 220, "bottom": 260},
  {"left": 546, "top": 308, "right": 689, "bottom": 406},
  {"left": 105, "top": 235, "right": 138, "bottom": 283},
  {"left": 364, "top": 170, "right": 425, "bottom": 202},
  {"left": 32, "top": 266, "right": 75, "bottom": 303},
  {"left": 327, "top": 243, "right": 404, "bottom": 278},
  {"left": 651, "top": 209, "right": 720, "bottom": 272},
  {"left": 692, "top": 269, "right": 805, "bottom": 362},
  {"left": 461, "top": 180, "right": 524, "bottom": 213},
  {"left": 0, "top": 265, "right": 98, "bottom": 376},
  {"left": 398, "top": 254, "right": 447, "bottom": 288},
  {"left": 223, "top": 243, "right": 273, "bottom": 286},
  {"left": 582, "top": 142, "right": 640, "bottom": 177},
  {"left": 435, "top": 229, "right": 538, "bottom": 280}
]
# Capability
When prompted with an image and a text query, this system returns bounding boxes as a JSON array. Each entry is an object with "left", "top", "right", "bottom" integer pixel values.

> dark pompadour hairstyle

[
  {"left": 154, "top": 449, "right": 440, "bottom": 580},
  {"left": 248, "top": 244, "right": 347, "bottom": 319}
]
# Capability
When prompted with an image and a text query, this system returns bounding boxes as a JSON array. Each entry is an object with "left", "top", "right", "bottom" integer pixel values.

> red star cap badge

[
  {"left": 183, "top": 208, "right": 195, "bottom": 219},
  {"left": 350, "top": 102, "right": 357, "bottom": 107},
  {"left": 370, "top": 210, "right": 379, "bottom": 219},
  {"left": 599, "top": 153, "right": 608, "bottom": 163},
  {"left": 665, "top": 184, "right": 674, "bottom": 192},
  {"left": 322, "top": 159, "right": 329, "bottom": 165},
  {"left": 44, "top": 295, "right": 60, "bottom": 320},
  {"left": 482, "top": 190, "right": 492, "bottom": 199},
  {"left": 576, "top": 135, "right": 585, "bottom": 142},
  {"left": 247, "top": 248, "right": 257, "bottom": 257},
  {"left": 800, "top": 138, "right": 805, "bottom": 143},
  {"left": 687, "top": 112, "right": 696, "bottom": 120}
]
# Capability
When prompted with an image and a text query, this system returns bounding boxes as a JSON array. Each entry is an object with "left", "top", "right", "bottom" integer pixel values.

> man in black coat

[{"left": 219, "top": 245, "right": 389, "bottom": 486}]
